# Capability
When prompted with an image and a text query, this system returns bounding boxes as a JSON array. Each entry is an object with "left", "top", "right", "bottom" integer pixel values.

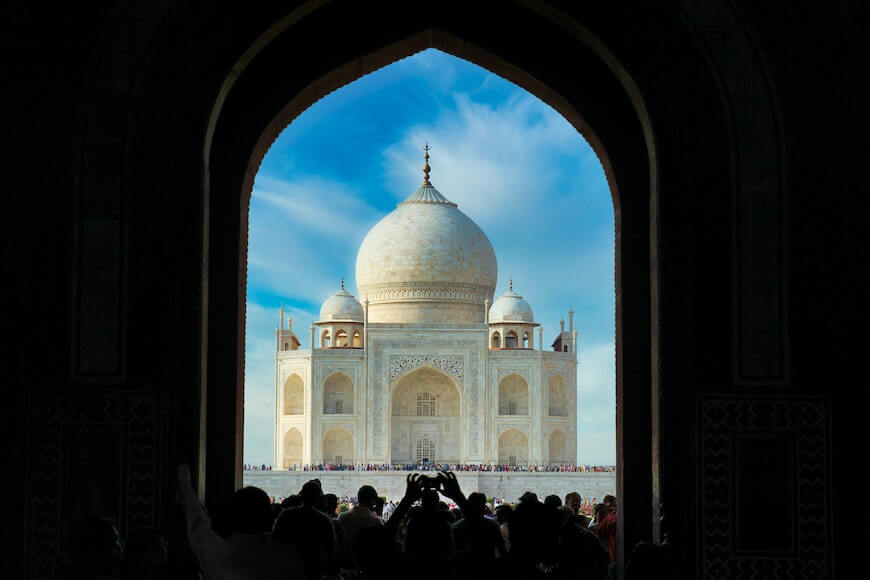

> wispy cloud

[
  {"left": 248, "top": 175, "right": 384, "bottom": 303},
  {"left": 381, "top": 86, "right": 614, "bottom": 344}
]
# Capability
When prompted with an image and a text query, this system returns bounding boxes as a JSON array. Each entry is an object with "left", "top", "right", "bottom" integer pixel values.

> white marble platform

[{"left": 244, "top": 470, "right": 616, "bottom": 503}]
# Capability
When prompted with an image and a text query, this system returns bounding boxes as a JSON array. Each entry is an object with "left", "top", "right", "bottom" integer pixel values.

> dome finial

[
  {"left": 509, "top": 277, "right": 513, "bottom": 292},
  {"left": 340, "top": 276, "right": 345, "bottom": 291},
  {"left": 422, "top": 142, "right": 432, "bottom": 186}
]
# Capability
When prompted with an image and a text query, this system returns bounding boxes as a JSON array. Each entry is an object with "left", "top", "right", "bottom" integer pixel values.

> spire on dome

[
  {"left": 400, "top": 143, "right": 457, "bottom": 207},
  {"left": 341, "top": 276, "right": 345, "bottom": 291},
  {"left": 422, "top": 142, "right": 431, "bottom": 186},
  {"left": 509, "top": 278, "right": 513, "bottom": 292}
]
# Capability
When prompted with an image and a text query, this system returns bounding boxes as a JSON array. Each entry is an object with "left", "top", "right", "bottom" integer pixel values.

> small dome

[
  {"left": 489, "top": 286, "right": 535, "bottom": 324},
  {"left": 319, "top": 285, "right": 364, "bottom": 322}
]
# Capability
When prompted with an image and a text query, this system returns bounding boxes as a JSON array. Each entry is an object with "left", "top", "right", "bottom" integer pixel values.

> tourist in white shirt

[
  {"left": 338, "top": 485, "right": 384, "bottom": 567},
  {"left": 175, "top": 465, "right": 306, "bottom": 580}
]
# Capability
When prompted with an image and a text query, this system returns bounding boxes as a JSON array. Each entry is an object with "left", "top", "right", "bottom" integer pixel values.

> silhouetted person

[
  {"left": 494, "top": 504, "right": 513, "bottom": 551},
  {"left": 323, "top": 493, "right": 339, "bottom": 518},
  {"left": 565, "top": 491, "right": 591, "bottom": 527},
  {"left": 544, "top": 494, "right": 563, "bottom": 510},
  {"left": 175, "top": 465, "right": 305, "bottom": 580},
  {"left": 281, "top": 494, "right": 302, "bottom": 509},
  {"left": 451, "top": 492, "right": 506, "bottom": 558},
  {"left": 492, "top": 496, "right": 551, "bottom": 580},
  {"left": 351, "top": 474, "right": 426, "bottom": 580},
  {"left": 449, "top": 491, "right": 507, "bottom": 580},
  {"left": 553, "top": 505, "right": 609, "bottom": 580},
  {"left": 272, "top": 479, "right": 337, "bottom": 579},
  {"left": 596, "top": 498, "right": 618, "bottom": 579},
  {"left": 404, "top": 486, "right": 454, "bottom": 562},
  {"left": 338, "top": 484, "right": 384, "bottom": 569},
  {"left": 590, "top": 503, "right": 608, "bottom": 532}
]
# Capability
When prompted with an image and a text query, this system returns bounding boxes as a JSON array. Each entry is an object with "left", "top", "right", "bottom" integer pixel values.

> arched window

[
  {"left": 505, "top": 331, "right": 518, "bottom": 348},
  {"left": 416, "top": 437, "right": 435, "bottom": 462},
  {"left": 352, "top": 330, "right": 362, "bottom": 347},
  {"left": 416, "top": 392, "right": 436, "bottom": 416},
  {"left": 283, "top": 342, "right": 289, "bottom": 350},
  {"left": 335, "top": 329, "right": 348, "bottom": 347},
  {"left": 321, "top": 330, "right": 331, "bottom": 348},
  {"left": 491, "top": 332, "right": 501, "bottom": 348},
  {"left": 522, "top": 332, "right": 530, "bottom": 348}
]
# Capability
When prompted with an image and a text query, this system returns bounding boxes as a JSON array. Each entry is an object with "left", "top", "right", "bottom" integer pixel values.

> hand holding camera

[{"left": 420, "top": 474, "right": 443, "bottom": 491}]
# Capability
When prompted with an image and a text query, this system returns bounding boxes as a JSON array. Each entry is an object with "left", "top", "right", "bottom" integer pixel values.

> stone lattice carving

[
  {"left": 700, "top": 397, "right": 829, "bottom": 578},
  {"left": 27, "top": 391, "right": 162, "bottom": 578},
  {"left": 389, "top": 355, "right": 463, "bottom": 387}
]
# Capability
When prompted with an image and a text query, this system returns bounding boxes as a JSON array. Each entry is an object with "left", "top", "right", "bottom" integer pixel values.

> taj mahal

[{"left": 273, "top": 149, "right": 579, "bottom": 470}]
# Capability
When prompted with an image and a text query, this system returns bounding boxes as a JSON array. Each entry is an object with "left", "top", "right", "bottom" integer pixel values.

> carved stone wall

[
  {"left": 26, "top": 391, "right": 163, "bottom": 579},
  {"left": 390, "top": 354, "right": 463, "bottom": 387},
  {"left": 699, "top": 397, "right": 830, "bottom": 578},
  {"left": 368, "top": 330, "right": 485, "bottom": 462}
]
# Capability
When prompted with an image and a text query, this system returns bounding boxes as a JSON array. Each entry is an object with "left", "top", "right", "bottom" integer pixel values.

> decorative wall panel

[
  {"left": 26, "top": 391, "right": 163, "bottom": 579},
  {"left": 699, "top": 397, "right": 829, "bottom": 579}
]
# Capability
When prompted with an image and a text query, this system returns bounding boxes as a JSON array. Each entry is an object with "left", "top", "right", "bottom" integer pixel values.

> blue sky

[{"left": 244, "top": 49, "right": 615, "bottom": 466}]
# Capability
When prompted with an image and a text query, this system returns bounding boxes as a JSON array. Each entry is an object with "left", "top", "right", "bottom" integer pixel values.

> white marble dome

[
  {"left": 489, "top": 286, "right": 535, "bottom": 323},
  {"left": 318, "top": 285, "right": 364, "bottom": 322},
  {"left": 355, "top": 182, "right": 497, "bottom": 323}
]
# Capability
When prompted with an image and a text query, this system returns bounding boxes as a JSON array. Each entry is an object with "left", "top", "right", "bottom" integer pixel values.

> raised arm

[
  {"left": 384, "top": 473, "right": 424, "bottom": 536},
  {"left": 175, "top": 464, "right": 222, "bottom": 564},
  {"left": 437, "top": 471, "right": 468, "bottom": 513}
]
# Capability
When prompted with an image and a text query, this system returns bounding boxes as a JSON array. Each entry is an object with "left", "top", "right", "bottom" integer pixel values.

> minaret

[{"left": 568, "top": 307, "right": 575, "bottom": 353}]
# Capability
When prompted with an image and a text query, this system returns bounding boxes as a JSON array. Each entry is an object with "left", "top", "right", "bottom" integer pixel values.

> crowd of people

[
  {"left": 244, "top": 464, "right": 274, "bottom": 471},
  {"left": 245, "top": 463, "right": 617, "bottom": 473},
  {"left": 176, "top": 467, "right": 670, "bottom": 579}
]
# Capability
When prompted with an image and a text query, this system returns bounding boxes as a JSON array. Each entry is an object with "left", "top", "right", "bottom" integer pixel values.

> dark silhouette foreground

[{"left": 176, "top": 466, "right": 657, "bottom": 579}]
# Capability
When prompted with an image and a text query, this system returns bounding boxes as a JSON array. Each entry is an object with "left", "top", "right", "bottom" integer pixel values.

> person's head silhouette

[
  {"left": 230, "top": 486, "right": 273, "bottom": 534},
  {"left": 421, "top": 489, "right": 440, "bottom": 511},
  {"left": 357, "top": 484, "right": 379, "bottom": 510},
  {"left": 300, "top": 479, "right": 324, "bottom": 509}
]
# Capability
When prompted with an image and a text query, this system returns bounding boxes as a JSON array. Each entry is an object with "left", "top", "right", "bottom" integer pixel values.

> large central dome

[{"left": 355, "top": 157, "right": 497, "bottom": 324}]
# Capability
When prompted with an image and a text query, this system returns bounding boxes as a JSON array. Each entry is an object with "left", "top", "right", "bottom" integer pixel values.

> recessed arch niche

[
  {"left": 322, "top": 427, "right": 353, "bottom": 465},
  {"left": 498, "top": 428, "right": 529, "bottom": 465},
  {"left": 390, "top": 366, "right": 461, "bottom": 463},
  {"left": 498, "top": 373, "right": 529, "bottom": 415},
  {"left": 283, "top": 374, "right": 304, "bottom": 415},
  {"left": 323, "top": 372, "right": 353, "bottom": 414},
  {"left": 282, "top": 428, "right": 303, "bottom": 469}
]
